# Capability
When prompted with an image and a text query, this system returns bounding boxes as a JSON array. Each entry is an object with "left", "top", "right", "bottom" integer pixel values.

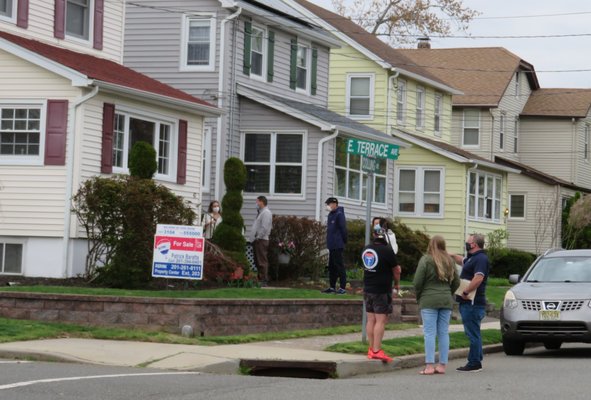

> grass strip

[{"left": 325, "top": 329, "right": 501, "bottom": 356}]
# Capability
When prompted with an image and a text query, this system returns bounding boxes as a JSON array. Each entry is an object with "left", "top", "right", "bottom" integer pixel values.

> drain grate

[{"left": 240, "top": 359, "right": 337, "bottom": 379}]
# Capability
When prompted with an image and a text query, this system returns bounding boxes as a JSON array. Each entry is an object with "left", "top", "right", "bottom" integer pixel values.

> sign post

[{"left": 152, "top": 224, "right": 205, "bottom": 280}]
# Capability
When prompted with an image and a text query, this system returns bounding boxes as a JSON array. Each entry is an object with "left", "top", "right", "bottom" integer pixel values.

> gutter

[
  {"left": 315, "top": 129, "right": 339, "bottom": 221},
  {"left": 62, "top": 86, "right": 100, "bottom": 278}
]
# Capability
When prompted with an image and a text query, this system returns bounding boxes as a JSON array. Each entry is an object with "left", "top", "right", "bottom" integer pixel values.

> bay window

[
  {"left": 469, "top": 171, "right": 502, "bottom": 221},
  {"left": 396, "top": 167, "right": 444, "bottom": 217}
]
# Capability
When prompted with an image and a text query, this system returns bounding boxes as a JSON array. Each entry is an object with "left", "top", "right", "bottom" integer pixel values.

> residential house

[
  {"left": 123, "top": 0, "right": 407, "bottom": 229},
  {"left": 0, "top": 1, "right": 220, "bottom": 277},
  {"left": 291, "top": 0, "right": 518, "bottom": 252}
]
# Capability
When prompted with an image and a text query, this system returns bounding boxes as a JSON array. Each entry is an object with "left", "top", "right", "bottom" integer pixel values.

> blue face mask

[{"left": 374, "top": 224, "right": 381, "bottom": 232}]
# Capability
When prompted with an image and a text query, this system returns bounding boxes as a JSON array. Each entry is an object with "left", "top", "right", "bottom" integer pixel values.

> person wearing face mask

[
  {"left": 371, "top": 217, "right": 401, "bottom": 295},
  {"left": 248, "top": 196, "right": 273, "bottom": 286},
  {"left": 449, "top": 233, "right": 490, "bottom": 373},
  {"left": 203, "top": 200, "right": 222, "bottom": 239},
  {"left": 322, "top": 197, "right": 348, "bottom": 294}
]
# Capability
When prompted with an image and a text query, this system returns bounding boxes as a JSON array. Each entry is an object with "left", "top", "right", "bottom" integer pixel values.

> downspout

[
  {"left": 554, "top": 184, "right": 561, "bottom": 248},
  {"left": 464, "top": 163, "right": 478, "bottom": 253},
  {"left": 386, "top": 68, "right": 399, "bottom": 136},
  {"left": 215, "top": 7, "right": 242, "bottom": 201},
  {"left": 571, "top": 117, "right": 577, "bottom": 184},
  {"left": 315, "top": 129, "right": 339, "bottom": 221},
  {"left": 62, "top": 86, "right": 100, "bottom": 277},
  {"left": 489, "top": 109, "right": 495, "bottom": 160}
]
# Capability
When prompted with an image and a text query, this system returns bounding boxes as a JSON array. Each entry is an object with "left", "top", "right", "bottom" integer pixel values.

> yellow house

[{"left": 292, "top": 0, "right": 519, "bottom": 252}]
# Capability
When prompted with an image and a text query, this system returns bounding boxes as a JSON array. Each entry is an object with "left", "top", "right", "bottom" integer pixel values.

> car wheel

[
  {"left": 543, "top": 341, "right": 562, "bottom": 350},
  {"left": 502, "top": 337, "right": 525, "bottom": 355}
]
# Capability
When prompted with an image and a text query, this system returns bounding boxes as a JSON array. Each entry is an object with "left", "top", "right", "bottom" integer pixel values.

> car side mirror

[{"left": 509, "top": 274, "right": 520, "bottom": 284}]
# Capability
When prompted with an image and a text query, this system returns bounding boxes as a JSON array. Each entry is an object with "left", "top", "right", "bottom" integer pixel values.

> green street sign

[
  {"left": 361, "top": 156, "right": 380, "bottom": 173},
  {"left": 347, "top": 138, "right": 399, "bottom": 160}
]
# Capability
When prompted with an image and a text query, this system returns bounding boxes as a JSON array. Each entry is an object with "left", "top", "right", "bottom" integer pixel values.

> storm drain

[{"left": 240, "top": 360, "right": 337, "bottom": 379}]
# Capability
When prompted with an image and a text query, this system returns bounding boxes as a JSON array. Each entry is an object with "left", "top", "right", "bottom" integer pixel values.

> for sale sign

[{"left": 152, "top": 224, "right": 204, "bottom": 280}]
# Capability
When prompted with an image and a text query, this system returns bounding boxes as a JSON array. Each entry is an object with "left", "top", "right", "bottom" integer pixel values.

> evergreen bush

[
  {"left": 489, "top": 248, "right": 536, "bottom": 278},
  {"left": 128, "top": 141, "right": 157, "bottom": 179}
]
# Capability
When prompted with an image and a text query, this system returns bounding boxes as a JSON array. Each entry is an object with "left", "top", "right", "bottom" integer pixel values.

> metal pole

[{"left": 362, "top": 169, "right": 374, "bottom": 344}]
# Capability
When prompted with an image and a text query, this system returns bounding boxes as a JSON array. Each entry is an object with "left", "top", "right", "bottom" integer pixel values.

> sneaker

[
  {"left": 456, "top": 363, "right": 482, "bottom": 373},
  {"left": 336, "top": 288, "right": 347, "bottom": 295},
  {"left": 321, "top": 287, "right": 336, "bottom": 294},
  {"left": 367, "top": 347, "right": 373, "bottom": 359},
  {"left": 368, "top": 349, "right": 393, "bottom": 363}
]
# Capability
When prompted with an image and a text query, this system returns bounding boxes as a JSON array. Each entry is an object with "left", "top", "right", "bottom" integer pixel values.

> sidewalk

[{"left": 0, "top": 319, "right": 501, "bottom": 378}]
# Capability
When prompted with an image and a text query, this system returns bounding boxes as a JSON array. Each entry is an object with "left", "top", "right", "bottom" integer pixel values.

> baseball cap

[{"left": 325, "top": 197, "right": 338, "bottom": 205}]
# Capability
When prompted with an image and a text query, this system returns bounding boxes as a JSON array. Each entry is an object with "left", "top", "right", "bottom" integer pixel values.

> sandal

[
  {"left": 419, "top": 367, "right": 436, "bottom": 375},
  {"left": 435, "top": 367, "right": 446, "bottom": 374}
]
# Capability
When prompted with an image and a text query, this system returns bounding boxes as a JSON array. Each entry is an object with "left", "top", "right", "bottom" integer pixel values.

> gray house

[{"left": 123, "top": 0, "right": 407, "bottom": 227}]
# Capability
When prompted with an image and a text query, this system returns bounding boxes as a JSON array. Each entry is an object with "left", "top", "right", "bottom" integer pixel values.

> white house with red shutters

[{"left": 0, "top": 1, "right": 220, "bottom": 278}]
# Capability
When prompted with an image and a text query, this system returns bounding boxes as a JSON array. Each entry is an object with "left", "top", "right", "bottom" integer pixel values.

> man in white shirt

[{"left": 249, "top": 196, "right": 273, "bottom": 285}]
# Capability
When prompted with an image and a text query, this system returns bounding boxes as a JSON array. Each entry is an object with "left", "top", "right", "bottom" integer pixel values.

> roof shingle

[{"left": 521, "top": 88, "right": 591, "bottom": 118}]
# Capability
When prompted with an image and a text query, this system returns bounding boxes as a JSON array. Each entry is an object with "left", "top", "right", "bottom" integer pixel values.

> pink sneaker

[{"left": 368, "top": 349, "right": 393, "bottom": 363}]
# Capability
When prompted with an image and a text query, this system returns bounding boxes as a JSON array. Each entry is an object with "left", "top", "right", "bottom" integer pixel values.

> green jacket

[{"left": 413, "top": 254, "right": 460, "bottom": 310}]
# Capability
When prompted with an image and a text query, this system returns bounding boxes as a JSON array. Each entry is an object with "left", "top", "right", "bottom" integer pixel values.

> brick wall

[{"left": 0, "top": 292, "right": 418, "bottom": 336}]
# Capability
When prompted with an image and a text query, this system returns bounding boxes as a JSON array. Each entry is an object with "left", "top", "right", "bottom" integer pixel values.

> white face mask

[
  {"left": 326, "top": 205, "right": 332, "bottom": 212},
  {"left": 212, "top": 207, "right": 220, "bottom": 213}
]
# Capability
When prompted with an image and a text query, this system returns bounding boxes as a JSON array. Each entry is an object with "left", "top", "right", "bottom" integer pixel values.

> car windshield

[{"left": 525, "top": 256, "right": 591, "bottom": 282}]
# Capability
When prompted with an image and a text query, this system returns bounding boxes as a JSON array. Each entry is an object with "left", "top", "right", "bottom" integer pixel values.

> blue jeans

[
  {"left": 421, "top": 308, "right": 452, "bottom": 364},
  {"left": 459, "top": 303, "right": 486, "bottom": 366}
]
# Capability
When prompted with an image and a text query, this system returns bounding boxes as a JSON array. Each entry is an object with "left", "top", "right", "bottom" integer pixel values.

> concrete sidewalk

[{"left": 0, "top": 320, "right": 501, "bottom": 378}]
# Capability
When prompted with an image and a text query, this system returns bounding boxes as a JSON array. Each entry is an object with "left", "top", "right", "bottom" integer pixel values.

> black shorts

[{"left": 364, "top": 292, "right": 393, "bottom": 314}]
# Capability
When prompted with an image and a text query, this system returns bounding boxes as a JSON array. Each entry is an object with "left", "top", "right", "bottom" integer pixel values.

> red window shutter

[
  {"left": 93, "top": 0, "right": 104, "bottom": 50},
  {"left": 177, "top": 120, "right": 188, "bottom": 185},
  {"left": 44, "top": 100, "right": 69, "bottom": 166},
  {"left": 54, "top": 0, "right": 65, "bottom": 39},
  {"left": 16, "top": 0, "right": 29, "bottom": 29},
  {"left": 101, "top": 103, "right": 115, "bottom": 174}
]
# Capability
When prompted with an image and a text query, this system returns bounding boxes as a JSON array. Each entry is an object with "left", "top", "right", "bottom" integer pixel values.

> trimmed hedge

[{"left": 489, "top": 248, "right": 536, "bottom": 278}]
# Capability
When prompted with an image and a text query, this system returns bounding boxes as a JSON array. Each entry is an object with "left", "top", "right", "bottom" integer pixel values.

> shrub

[
  {"left": 128, "top": 141, "right": 157, "bottom": 179},
  {"left": 489, "top": 248, "right": 536, "bottom": 278}
]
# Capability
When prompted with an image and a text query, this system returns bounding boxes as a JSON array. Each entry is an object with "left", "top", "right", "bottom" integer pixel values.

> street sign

[
  {"left": 347, "top": 138, "right": 399, "bottom": 160},
  {"left": 152, "top": 224, "right": 204, "bottom": 280},
  {"left": 361, "top": 156, "right": 380, "bottom": 173}
]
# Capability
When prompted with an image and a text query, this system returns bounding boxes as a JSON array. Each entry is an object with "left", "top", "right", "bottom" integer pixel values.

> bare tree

[
  {"left": 533, "top": 197, "right": 560, "bottom": 255},
  {"left": 332, "top": 0, "right": 479, "bottom": 47}
]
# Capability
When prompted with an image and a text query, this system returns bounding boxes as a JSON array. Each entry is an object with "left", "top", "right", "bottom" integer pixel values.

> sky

[{"left": 313, "top": 0, "right": 591, "bottom": 88}]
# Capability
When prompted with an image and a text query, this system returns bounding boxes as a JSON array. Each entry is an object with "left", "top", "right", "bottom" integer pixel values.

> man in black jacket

[{"left": 322, "top": 197, "right": 348, "bottom": 294}]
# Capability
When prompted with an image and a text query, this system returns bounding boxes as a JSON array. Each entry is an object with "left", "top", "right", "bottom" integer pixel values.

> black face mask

[{"left": 465, "top": 242, "right": 472, "bottom": 252}]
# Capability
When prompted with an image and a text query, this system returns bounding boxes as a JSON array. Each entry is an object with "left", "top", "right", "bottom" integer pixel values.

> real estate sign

[
  {"left": 152, "top": 224, "right": 204, "bottom": 280},
  {"left": 347, "top": 138, "right": 399, "bottom": 160}
]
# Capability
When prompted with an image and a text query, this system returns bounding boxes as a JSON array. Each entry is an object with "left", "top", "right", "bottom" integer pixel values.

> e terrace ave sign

[{"left": 347, "top": 138, "right": 399, "bottom": 160}]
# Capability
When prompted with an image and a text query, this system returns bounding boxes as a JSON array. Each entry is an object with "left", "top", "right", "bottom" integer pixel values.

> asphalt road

[{"left": 1, "top": 344, "right": 590, "bottom": 400}]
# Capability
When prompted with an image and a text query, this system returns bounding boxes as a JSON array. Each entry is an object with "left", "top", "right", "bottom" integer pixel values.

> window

[
  {"left": 509, "top": 194, "right": 525, "bottom": 219},
  {"left": 463, "top": 109, "right": 480, "bottom": 146},
  {"left": 250, "top": 26, "right": 265, "bottom": 78},
  {"left": 514, "top": 118, "right": 519, "bottom": 153},
  {"left": 334, "top": 136, "right": 387, "bottom": 204},
  {"left": 202, "top": 127, "right": 212, "bottom": 191},
  {"left": 396, "top": 79, "right": 406, "bottom": 125},
  {"left": 0, "top": 242, "right": 22, "bottom": 274},
  {"left": 347, "top": 75, "right": 373, "bottom": 118},
  {"left": 434, "top": 93, "right": 442, "bottom": 135},
  {"left": 469, "top": 171, "right": 502, "bottom": 221},
  {"left": 396, "top": 167, "right": 443, "bottom": 217},
  {"left": 0, "top": 0, "right": 13, "bottom": 19},
  {"left": 585, "top": 125, "right": 590, "bottom": 161},
  {"left": 416, "top": 86, "right": 425, "bottom": 129},
  {"left": 181, "top": 16, "right": 215, "bottom": 70},
  {"left": 66, "top": 0, "right": 91, "bottom": 40},
  {"left": 499, "top": 113, "right": 505, "bottom": 150},
  {"left": 0, "top": 105, "right": 43, "bottom": 164},
  {"left": 112, "top": 111, "right": 175, "bottom": 180},
  {"left": 296, "top": 44, "right": 309, "bottom": 91},
  {"left": 244, "top": 132, "right": 304, "bottom": 195}
]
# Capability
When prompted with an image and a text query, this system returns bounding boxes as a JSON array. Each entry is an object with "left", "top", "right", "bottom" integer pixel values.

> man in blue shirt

[
  {"left": 450, "top": 233, "right": 490, "bottom": 372},
  {"left": 322, "top": 197, "right": 348, "bottom": 294}
]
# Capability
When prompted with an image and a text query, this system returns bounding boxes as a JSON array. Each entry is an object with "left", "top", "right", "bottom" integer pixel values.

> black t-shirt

[{"left": 362, "top": 242, "right": 399, "bottom": 294}]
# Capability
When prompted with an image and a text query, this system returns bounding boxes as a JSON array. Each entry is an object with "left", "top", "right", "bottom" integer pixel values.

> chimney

[{"left": 417, "top": 37, "right": 431, "bottom": 49}]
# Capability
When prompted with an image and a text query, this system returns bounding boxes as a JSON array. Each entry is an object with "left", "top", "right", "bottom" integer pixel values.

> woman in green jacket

[{"left": 413, "top": 235, "right": 460, "bottom": 375}]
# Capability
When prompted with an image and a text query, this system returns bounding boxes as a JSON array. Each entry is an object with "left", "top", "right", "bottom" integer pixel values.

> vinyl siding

[{"left": 0, "top": 0, "right": 124, "bottom": 62}]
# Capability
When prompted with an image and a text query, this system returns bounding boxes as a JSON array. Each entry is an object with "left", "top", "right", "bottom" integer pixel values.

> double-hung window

[
  {"left": 0, "top": 104, "right": 43, "bottom": 165},
  {"left": 334, "top": 136, "right": 387, "bottom": 204},
  {"left": 296, "top": 44, "right": 310, "bottom": 92},
  {"left": 469, "top": 171, "right": 502, "bottom": 221},
  {"left": 499, "top": 112, "right": 505, "bottom": 150},
  {"left": 347, "top": 75, "right": 373, "bottom": 119},
  {"left": 463, "top": 109, "right": 480, "bottom": 147},
  {"left": 0, "top": 242, "right": 23, "bottom": 274},
  {"left": 181, "top": 16, "right": 215, "bottom": 71},
  {"left": 434, "top": 93, "right": 442, "bottom": 135},
  {"left": 396, "top": 79, "right": 406, "bottom": 125},
  {"left": 244, "top": 132, "right": 304, "bottom": 195},
  {"left": 416, "top": 87, "right": 425, "bottom": 129},
  {"left": 513, "top": 118, "right": 519, "bottom": 153},
  {"left": 509, "top": 194, "right": 525, "bottom": 219},
  {"left": 585, "top": 125, "right": 590, "bottom": 161},
  {"left": 0, "top": 0, "right": 14, "bottom": 20},
  {"left": 66, "top": 0, "right": 91, "bottom": 40},
  {"left": 112, "top": 111, "right": 176, "bottom": 180},
  {"left": 250, "top": 25, "right": 265, "bottom": 78},
  {"left": 396, "top": 167, "right": 443, "bottom": 217}
]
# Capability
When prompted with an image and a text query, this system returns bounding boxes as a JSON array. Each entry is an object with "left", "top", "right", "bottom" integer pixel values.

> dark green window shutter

[
  {"left": 267, "top": 30, "right": 275, "bottom": 82},
  {"left": 243, "top": 20, "right": 252, "bottom": 75},
  {"left": 289, "top": 38, "right": 298, "bottom": 90},
  {"left": 311, "top": 48, "right": 318, "bottom": 95}
]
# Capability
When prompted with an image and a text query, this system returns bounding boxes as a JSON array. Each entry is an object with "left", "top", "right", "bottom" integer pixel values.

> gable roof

[
  {"left": 291, "top": 0, "right": 460, "bottom": 94},
  {"left": 0, "top": 30, "right": 220, "bottom": 115},
  {"left": 495, "top": 156, "right": 590, "bottom": 192},
  {"left": 397, "top": 47, "right": 540, "bottom": 107},
  {"left": 521, "top": 88, "right": 591, "bottom": 118}
]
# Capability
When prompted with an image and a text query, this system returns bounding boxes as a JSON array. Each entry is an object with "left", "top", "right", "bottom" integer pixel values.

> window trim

[
  {"left": 179, "top": 14, "right": 217, "bottom": 72},
  {"left": 0, "top": 239, "right": 25, "bottom": 275},
  {"left": 396, "top": 79, "right": 406, "bottom": 125},
  {"left": 0, "top": 0, "right": 16, "bottom": 22},
  {"left": 111, "top": 106, "right": 178, "bottom": 183},
  {"left": 499, "top": 112, "right": 505, "bottom": 151},
  {"left": 415, "top": 86, "right": 425, "bottom": 129},
  {"left": 241, "top": 130, "right": 307, "bottom": 200},
  {"left": 462, "top": 108, "right": 480, "bottom": 148},
  {"left": 433, "top": 93, "right": 442, "bottom": 136},
  {"left": 509, "top": 193, "right": 526, "bottom": 220},
  {"left": 295, "top": 42, "right": 311, "bottom": 94},
  {"left": 345, "top": 73, "right": 375, "bottom": 120},
  {"left": 395, "top": 166, "right": 445, "bottom": 218},
  {"left": 0, "top": 100, "right": 46, "bottom": 166},
  {"left": 65, "top": 0, "right": 94, "bottom": 44},
  {"left": 468, "top": 170, "right": 503, "bottom": 222},
  {"left": 249, "top": 24, "right": 267, "bottom": 81},
  {"left": 201, "top": 126, "right": 212, "bottom": 192}
]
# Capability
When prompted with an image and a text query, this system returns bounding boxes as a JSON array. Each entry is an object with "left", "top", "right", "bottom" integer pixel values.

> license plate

[{"left": 539, "top": 310, "right": 560, "bottom": 321}]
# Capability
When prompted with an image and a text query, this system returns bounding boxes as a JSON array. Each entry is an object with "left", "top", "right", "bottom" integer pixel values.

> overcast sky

[{"left": 313, "top": 0, "right": 591, "bottom": 88}]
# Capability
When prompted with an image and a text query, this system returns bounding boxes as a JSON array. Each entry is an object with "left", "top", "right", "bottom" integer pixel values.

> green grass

[
  {"left": 0, "top": 286, "right": 361, "bottom": 300},
  {"left": 325, "top": 329, "right": 501, "bottom": 356},
  {"left": 487, "top": 286, "right": 509, "bottom": 309},
  {"left": 487, "top": 277, "right": 510, "bottom": 287}
]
